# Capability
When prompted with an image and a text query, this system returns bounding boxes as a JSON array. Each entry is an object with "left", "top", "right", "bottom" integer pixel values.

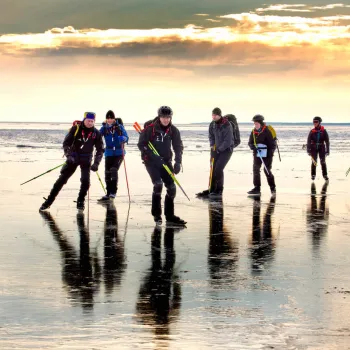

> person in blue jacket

[{"left": 98, "top": 110, "right": 129, "bottom": 201}]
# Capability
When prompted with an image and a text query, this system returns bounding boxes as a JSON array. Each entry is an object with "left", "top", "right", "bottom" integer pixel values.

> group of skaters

[{"left": 38, "top": 107, "right": 331, "bottom": 227}]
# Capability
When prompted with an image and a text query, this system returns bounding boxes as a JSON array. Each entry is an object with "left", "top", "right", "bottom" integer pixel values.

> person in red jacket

[{"left": 307, "top": 117, "right": 330, "bottom": 181}]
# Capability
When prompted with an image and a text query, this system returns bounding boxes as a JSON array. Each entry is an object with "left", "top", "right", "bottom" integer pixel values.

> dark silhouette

[
  {"left": 102, "top": 202, "right": 127, "bottom": 295},
  {"left": 135, "top": 225, "right": 183, "bottom": 340},
  {"left": 306, "top": 182, "right": 329, "bottom": 255},
  {"left": 250, "top": 196, "right": 276, "bottom": 274},
  {"left": 208, "top": 198, "right": 238, "bottom": 287},
  {"left": 40, "top": 211, "right": 101, "bottom": 311}
]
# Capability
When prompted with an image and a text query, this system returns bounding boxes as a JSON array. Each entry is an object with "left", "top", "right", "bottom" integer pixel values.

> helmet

[
  {"left": 157, "top": 106, "right": 173, "bottom": 117},
  {"left": 252, "top": 114, "right": 264, "bottom": 122},
  {"left": 313, "top": 116, "right": 322, "bottom": 123}
]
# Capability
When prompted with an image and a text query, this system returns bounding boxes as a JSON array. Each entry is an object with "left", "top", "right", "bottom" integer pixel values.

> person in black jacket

[
  {"left": 196, "top": 107, "right": 234, "bottom": 198},
  {"left": 247, "top": 114, "right": 276, "bottom": 196},
  {"left": 39, "top": 112, "right": 104, "bottom": 211},
  {"left": 307, "top": 116, "right": 330, "bottom": 181},
  {"left": 137, "top": 106, "right": 186, "bottom": 225}
]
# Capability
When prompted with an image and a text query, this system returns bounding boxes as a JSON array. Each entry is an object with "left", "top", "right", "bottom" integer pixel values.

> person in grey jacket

[{"left": 197, "top": 107, "right": 233, "bottom": 198}]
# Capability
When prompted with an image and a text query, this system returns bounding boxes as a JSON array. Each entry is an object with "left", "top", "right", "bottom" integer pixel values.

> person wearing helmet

[
  {"left": 137, "top": 106, "right": 186, "bottom": 226},
  {"left": 97, "top": 110, "right": 129, "bottom": 202},
  {"left": 39, "top": 112, "right": 104, "bottom": 211},
  {"left": 307, "top": 117, "right": 330, "bottom": 181},
  {"left": 247, "top": 114, "right": 276, "bottom": 196}
]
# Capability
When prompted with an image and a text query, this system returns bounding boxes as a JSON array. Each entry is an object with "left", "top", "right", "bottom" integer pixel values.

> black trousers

[
  {"left": 46, "top": 157, "right": 91, "bottom": 205},
  {"left": 210, "top": 150, "right": 232, "bottom": 193},
  {"left": 310, "top": 146, "right": 327, "bottom": 177},
  {"left": 145, "top": 162, "right": 176, "bottom": 218},
  {"left": 253, "top": 156, "right": 275, "bottom": 189},
  {"left": 104, "top": 156, "right": 123, "bottom": 195}
]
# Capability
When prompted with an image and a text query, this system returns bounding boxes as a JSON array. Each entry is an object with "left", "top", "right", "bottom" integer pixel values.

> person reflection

[
  {"left": 306, "top": 181, "right": 329, "bottom": 254},
  {"left": 102, "top": 202, "right": 127, "bottom": 296},
  {"left": 136, "top": 225, "right": 183, "bottom": 341},
  {"left": 250, "top": 196, "right": 276, "bottom": 274},
  {"left": 208, "top": 198, "right": 238, "bottom": 287},
  {"left": 40, "top": 211, "right": 101, "bottom": 311}
]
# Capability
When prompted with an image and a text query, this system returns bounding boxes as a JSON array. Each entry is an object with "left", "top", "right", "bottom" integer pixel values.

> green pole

[{"left": 20, "top": 163, "right": 65, "bottom": 186}]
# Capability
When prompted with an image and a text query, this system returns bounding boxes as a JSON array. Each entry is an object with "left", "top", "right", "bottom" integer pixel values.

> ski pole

[
  {"left": 256, "top": 149, "right": 270, "bottom": 176},
  {"left": 96, "top": 171, "right": 106, "bottom": 194},
  {"left": 346, "top": 167, "right": 350, "bottom": 177},
  {"left": 276, "top": 143, "right": 281, "bottom": 162},
  {"left": 122, "top": 144, "right": 131, "bottom": 203},
  {"left": 133, "top": 122, "right": 190, "bottom": 201},
  {"left": 20, "top": 162, "right": 65, "bottom": 186},
  {"left": 311, "top": 157, "right": 317, "bottom": 167},
  {"left": 208, "top": 157, "right": 214, "bottom": 191}
]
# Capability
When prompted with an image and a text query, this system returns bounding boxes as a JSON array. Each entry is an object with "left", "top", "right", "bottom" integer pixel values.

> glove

[
  {"left": 66, "top": 155, "right": 76, "bottom": 165},
  {"left": 174, "top": 162, "right": 181, "bottom": 175},
  {"left": 90, "top": 163, "right": 98, "bottom": 172},
  {"left": 325, "top": 152, "right": 330, "bottom": 157},
  {"left": 118, "top": 136, "right": 127, "bottom": 143}
]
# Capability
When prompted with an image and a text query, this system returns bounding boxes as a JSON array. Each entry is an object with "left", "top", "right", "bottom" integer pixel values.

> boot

[
  {"left": 196, "top": 189, "right": 210, "bottom": 198},
  {"left": 39, "top": 199, "right": 51, "bottom": 211},
  {"left": 323, "top": 175, "right": 329, "bottom": 181},
  {"left": 270, "top": 187, "right": 276, "bottom": 197},
  {"left": 151, "top": 194, "right": 162, "bottom": 219},
  {"left": 154, "top": 216, "right": 162, "bottom": 225},
  {"left": 311, "top": 175, "right": 315, "bottom": 181},
  {"left": 97, "top": 195, "right": 110, "bottom": 202},
  {"left": 166, "top": 215, "right": 187, "bottom": 226},
  {"left": 247, "top": 187, "right": 261, "bottom": 196},
  {"left": 77, "top": 201, "right": 85, "bottom": 211}
]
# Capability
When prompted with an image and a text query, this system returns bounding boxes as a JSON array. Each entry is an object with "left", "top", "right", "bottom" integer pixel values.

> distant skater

[
  {"left": 307, "top": 116, "right": 330, "bottom": 181},
  {"left": 247, "top": 114, "right": 276, "bottom": 196},
  {"left": 97, "top": 110, "right": 129, "bottom": 202},
  {"left": 39, "top": 112, "right": 104, "bottom": 211},
  {"left": 197, "top": 107, "right": 239, "bottom": 198}
]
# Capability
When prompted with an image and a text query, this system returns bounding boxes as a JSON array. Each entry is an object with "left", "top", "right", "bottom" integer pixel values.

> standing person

[
  {"left": 98, "top": 110, "right": 129, "bottom": 201},
  {"left": 39, "top": 112, "right": 104, "bottom": 211},
  {"left": 307, "top": 116, "right": 330, "bottom": 181},
  {"left": 247, "top": 114, "right": 276, "bottom": 196},
  {"left": 137, "top": 106, "right": 186, "bottom": 225},
  {"left": 207, "top": 107, "right": 234, "bottom": 197}
]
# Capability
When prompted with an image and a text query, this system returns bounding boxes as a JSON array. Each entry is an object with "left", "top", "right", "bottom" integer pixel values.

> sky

[{"left": 1, "top": 1, "right": 349, "bottom": 123}]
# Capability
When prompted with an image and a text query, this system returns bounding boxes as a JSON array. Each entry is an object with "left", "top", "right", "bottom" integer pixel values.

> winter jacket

[
  {"left": 248, "top": 125, "right": 275, "bottom": 159},
  {"left": 100, "top": 121, "right": 129, "bottom": 157},
  {"left": 63, "top": 124, "right": 104, "bottom": 166},
  {"left": 209, "top": 118, "right": 234, "bottom": 152},
  {"left": 307, "top": 126, "right": 330, "bottom": 154},
  {"left": 137, "top": 118, "right": 183, "bottom": 164}
]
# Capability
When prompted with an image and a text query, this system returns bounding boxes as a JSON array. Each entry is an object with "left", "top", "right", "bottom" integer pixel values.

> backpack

[
  {"left": 267, "top": 124, "right": 281, "bottom": 160},
  {"left": 224, "top": 114, "right": 241, "bottom": 148}
]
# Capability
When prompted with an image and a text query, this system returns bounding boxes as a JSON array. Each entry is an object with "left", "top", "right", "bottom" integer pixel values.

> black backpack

[{"left": 224, "top": 114, "right": 241, "bottom": 148}]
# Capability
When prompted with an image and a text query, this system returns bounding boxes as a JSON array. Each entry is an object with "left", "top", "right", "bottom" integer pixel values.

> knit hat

[
  {"left": 106, "top": 110, "right": 115, "bottom": 119},
  {"left": 212, "top": 107, "right": 222, "bottom": 116},
  {"left": 84, "top": 112, "right": 96, "bottom": 120},
  {"left": 313, "top": 116, "right": 322, "bottom": 123}
]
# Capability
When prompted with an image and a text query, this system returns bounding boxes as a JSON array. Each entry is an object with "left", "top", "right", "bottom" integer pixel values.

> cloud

[
  {"left": 0, "top": 5, "right": 349, "bottom": 78},
  {"left": 195, "top": 14, "right": 209, "bottom": 16},
  {"left": 256, "top": 4, "right": 311, "bottom": 13},
  {"left": 255, "top": 3, "right": 350, "bottom": 13}
]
